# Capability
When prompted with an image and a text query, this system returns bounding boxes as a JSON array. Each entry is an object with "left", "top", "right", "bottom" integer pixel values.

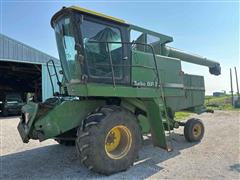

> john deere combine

[{"left": 18, "top": 6, "right": 221, "bottom": 174}]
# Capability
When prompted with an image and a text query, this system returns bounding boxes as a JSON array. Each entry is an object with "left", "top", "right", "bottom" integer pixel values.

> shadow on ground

[
  {"left": 229, "top": 163, "right": 240, "bottom": 173},
  {"left": 0, "top": 115, "right": 20, "bottom": 120},
  {"left": 1, "top": 133, "right": 198, "bottom": 179}
]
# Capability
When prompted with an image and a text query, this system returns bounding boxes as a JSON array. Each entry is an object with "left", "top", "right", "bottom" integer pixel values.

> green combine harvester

[{"left": 18, "top": 6, "right": 221, "bottom": 174}]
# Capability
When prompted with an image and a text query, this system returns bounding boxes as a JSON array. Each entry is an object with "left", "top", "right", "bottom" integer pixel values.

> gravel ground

[{"left": 1, "top": 110, "right": 240, "bottom": 179}]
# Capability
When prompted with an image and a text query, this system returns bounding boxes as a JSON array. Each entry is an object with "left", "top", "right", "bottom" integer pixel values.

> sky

[{"left": 0, "top": 0, "right": 239, "bottom": 95}]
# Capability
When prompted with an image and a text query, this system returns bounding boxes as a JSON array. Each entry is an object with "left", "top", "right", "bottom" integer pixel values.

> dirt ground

[{"left": 1, "top": 111, "right": 240, "bottom": 179}]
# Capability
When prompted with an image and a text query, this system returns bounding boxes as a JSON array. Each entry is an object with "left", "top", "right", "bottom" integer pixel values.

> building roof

[{"left": 0, "top": 33, "right": 59, "bottom": 65}]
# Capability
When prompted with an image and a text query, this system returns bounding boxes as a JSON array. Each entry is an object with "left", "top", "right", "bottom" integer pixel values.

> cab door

[{"left": 80, "top": 16, "right": 130, "bottom": 85}]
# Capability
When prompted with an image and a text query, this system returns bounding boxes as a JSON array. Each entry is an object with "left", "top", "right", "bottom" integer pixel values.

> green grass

[
  {"left": 174, "top": 95, "right": 239, "bottom": 121},
  {"left": 173, "top": 95, "right": 239, "bottom": 121},
  {"left": 205, "top": 95, "right": 231, "bottom": 103},
  {"left": 174, "top": 111, "right": 191, "bottom": 121},
  {"left": 205, "top": 95, "right": 239, "bottom": 111}
]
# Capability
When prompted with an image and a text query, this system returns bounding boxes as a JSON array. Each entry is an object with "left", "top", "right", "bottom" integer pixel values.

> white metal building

[{"left": 0, "top": 33, "right": 61, "bottom": 102}]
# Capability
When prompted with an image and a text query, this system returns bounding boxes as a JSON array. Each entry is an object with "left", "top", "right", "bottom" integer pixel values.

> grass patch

[
  {"left": 205, "top": 95, "right": 231, "bottom": 104},
  {"left": 173, "top": 95, "right": 239, "bottom": 121},
  {"left": 205, "top": 95, "right": 239, "bottom": 111},
  {"left": 175, "top": 111, "right": 191, "bottom": 121}
]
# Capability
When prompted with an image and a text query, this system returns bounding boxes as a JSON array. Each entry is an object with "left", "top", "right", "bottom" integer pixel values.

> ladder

[{"left": 46, "top": 59, "right": 62, "bottom": 96}]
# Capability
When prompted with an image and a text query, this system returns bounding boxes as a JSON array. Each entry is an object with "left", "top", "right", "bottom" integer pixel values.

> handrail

[
  {"left": 46, "top": 59, "right": 62, "bottom": 96},
  {"left": 106, "top": 43, "right": 116, "bottom": 87},
  {"left": 87, "top": 40, "right": 172, "bottom": 140},
  {"left": 87, "top": 40, "right": 160, "bottom": 88}
]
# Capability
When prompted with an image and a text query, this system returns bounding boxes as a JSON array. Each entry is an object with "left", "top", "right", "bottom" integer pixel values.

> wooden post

[
  {"left": 234, "top": 67, "right": 239, "bottom": 97},
  {"left": 230, "top": 68, "right": 234, "bottom": 106}
]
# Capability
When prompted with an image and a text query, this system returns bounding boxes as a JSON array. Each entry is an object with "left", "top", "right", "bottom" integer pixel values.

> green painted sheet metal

[
  {"left": 131, "top": 50, "right": 183, "bottom": 88},
  {"left": 34, "top": 100, "right": 105, "bottom": 140},
  {"left": 66, "top": 49, "right": 205, "bottom": 112},
  {"left": 137, "top": 115, "right": 150, "bottom": 134},
  {"left": 165, "top": 74, "right": 205, "bottom": 111},
  {"left": 164, "top": 46, "right": 220, "bottom": 68},
  {"left": 143, "top": 98, "right": 169, "bottom": 150},
  {"left": 121, "top": 98, "right": 147, "bottom": 112}
]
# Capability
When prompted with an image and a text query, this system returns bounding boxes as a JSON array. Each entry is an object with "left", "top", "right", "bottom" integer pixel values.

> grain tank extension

[{"left": 17, "top": 6, "right": 221, "bottom": 175}]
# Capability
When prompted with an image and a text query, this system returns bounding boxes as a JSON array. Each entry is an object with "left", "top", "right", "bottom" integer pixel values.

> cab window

[
  {"left": 130, "top": 29, "right": 145, "bottom": 52},
  {"left": 130, "top": 29, "right": 161, "bottom": 55},
  {"left": 81, "top": 20, "right": 123, "bottom": 79},
  {"left": 147, "top": 34, "right": 161, "bottom": 54}
]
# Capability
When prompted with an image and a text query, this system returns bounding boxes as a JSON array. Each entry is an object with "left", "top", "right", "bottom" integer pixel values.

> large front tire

[
  {"left": 76, "top": 106, "right": 142, "bottom": 175},
  {"left": 55, "top": 139, "right": 75, "bottom": 146}
]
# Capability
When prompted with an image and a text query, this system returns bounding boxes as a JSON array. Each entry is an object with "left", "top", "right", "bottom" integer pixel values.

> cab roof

[
  {"left": 51, "top": 6, "right": 173, "bottom": 44},
  {"left": 51, "top": 6, "right": 128, "bottom": 27}
]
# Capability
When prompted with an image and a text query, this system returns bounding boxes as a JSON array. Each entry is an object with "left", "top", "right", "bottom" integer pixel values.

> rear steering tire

[
  {"left": 76, "top": 105, "right": 142, "bottom": 175},
  {"left": 184, "top": 118, "right": 204, "bottom": 142}
]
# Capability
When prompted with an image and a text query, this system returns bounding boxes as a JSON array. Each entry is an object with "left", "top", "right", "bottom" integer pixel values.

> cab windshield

[
  {"left": 54, "top": 14, "right": 124, "bottom": 84},
  {"left": 54, "top": 16, "right": 81, "bottom": 83}
]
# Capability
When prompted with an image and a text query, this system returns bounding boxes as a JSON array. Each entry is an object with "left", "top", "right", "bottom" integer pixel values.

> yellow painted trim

[{"left": 69, "top": 6, "right": 126, "bottom": 24}]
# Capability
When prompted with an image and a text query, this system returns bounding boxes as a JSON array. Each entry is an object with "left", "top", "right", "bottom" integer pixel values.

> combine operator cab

[{"left": 51, "top": 9, "right": 130, "bottom": 86}]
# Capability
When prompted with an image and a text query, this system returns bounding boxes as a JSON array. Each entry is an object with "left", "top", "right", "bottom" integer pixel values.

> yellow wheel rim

[
  {"left": 105, "top": 125, "right": 132, "bottom": 159},
  {"left": 193, "top": 124, "right": 202, "bottom": 138},
  {"left": 105, "top": 127, "right": 121, "bottom": 152}
]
